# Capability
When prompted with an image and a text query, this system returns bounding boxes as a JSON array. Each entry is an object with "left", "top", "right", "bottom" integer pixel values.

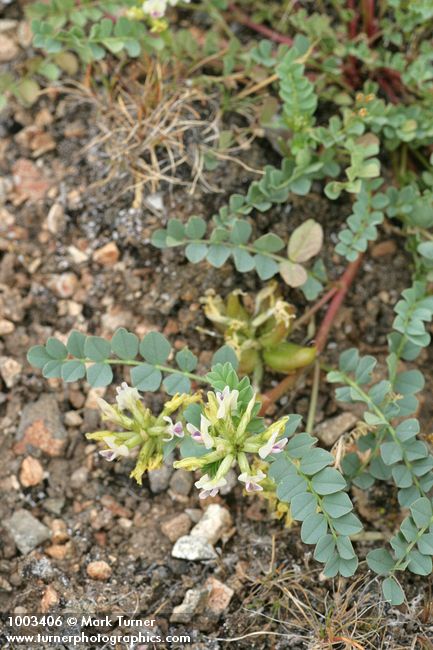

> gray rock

[
  {"left": 6, "top": 509, "right": 51, "bottom": 554},
  {"left": 70, "top": 467, "right": 89, "bottom": 490},
  {"left": 171, "top": 535, "right": 217, "bottom": 561},
  {"left": 169, "top": 469, "right": 193, "bottom": 496},
  {"left": 170, "top": 587, "right": 209, "bottom": 623},
  {"left": 43, "top": 497, "right": 65, "bottom": 515},
  {"left": 190, "top": 504, "right": 232, "bottom": 545},
  {"left": 316, "top": 412, "right": 358, "bottom": 447},
  {"left": 148, "top": 465, "right": 173, "bottom": 494},
  {"left": 15, "top": 394, "right": 68, "bottom": 457}
]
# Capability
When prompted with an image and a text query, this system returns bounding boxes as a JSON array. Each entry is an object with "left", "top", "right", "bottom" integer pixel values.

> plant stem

[
  {"left": 306, "top": 361, "right": 321, "bottom": 434},
  {"left": 259, "top": 254, "right": 363, "bottom": 414},
  {"left": 314, "top": 254, "right": 364, "bottom": 354},
  {"left": 228, "top": 3, "right": 293, "bottom": 46},
  {"left": 293, "top": 286, "right": 338, "bottom": 330}
]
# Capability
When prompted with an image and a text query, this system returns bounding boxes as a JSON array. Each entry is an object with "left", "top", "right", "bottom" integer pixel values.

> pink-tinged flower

[
  {"left": 186, "top": 415, "right": 213, "bottom": 448},
  {"left": 98, "top": 436, "right": 130, "bottom": 462},
  {"left": 238, "top": 469, "right": 266, "bottom": 492},
  {"left": 216, "top": 386, "right": 239, "bottom": 419},
  {"left": 115, "top": 382, "right": 141, "bottom": 412},
  {"left": 142, "top": 0, "right": 167, "bottom": 18},
  {"left": 194, "top": 474, "right": 227, "bottom": 499},
  {"left": 258, "top": 432, "right": 288, "bottom": 459},
  {"left": 162, "top": 415, "right": 184, "bottom": 442}
]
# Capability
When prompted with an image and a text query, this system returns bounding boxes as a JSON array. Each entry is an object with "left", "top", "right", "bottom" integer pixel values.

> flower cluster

[
  {"left": 88, "top": 382, "right": 199, "bottom": 484},
  {"left": 174, "top": 386, "right": 290, "bottom": 499}
]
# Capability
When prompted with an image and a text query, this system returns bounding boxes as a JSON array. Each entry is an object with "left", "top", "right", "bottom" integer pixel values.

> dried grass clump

[{"left": 62, "top": 57, "right": 259, "bottom": 203}]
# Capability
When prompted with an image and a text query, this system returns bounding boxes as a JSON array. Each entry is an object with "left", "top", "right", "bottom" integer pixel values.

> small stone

[
  {"left": 50, "top": 519, "right": 69, "bottom": 544},
  {"left": 190, "top": 504, "right": 233, "bottom": 545},
  {"left": 219, "top": 469, "right": 238, "bottom": 495},
  {"left": 170, "top": 588, "right": 209, "bottom": 624},
  {"left": 49, "top": 272, "right": 78, "bottom": 298},
  {"left": 148, "top": 465, "right": 173, "bottom": 494},
  {"left": 205, "top": 577, "right": 234, "bottom": 615},
  {"left": 12, "top": 158, "right": 51, "bottom": 202},
  {"left": 161, "top": 513, "right": 192, "bottom": 543},
  {"left": 6, "top": 509, "right": 51, "bottom": 555},
  {"left": 19, "top": 456, "right": 44, "bottom": 487},
  {"left": 0, "top": 577, "right": 12, "bottom": 592},
  {"left": 0, "top": 357, "right": 21, "bottom": 388},
  {"left": 171, "top": 535, "right": 216, "bottom": 561},
  {"left": 371, "top": 240, "right": 397, "bottom": 258},
  {"left": 40, "top": 585, "right": 59, "bottom": 612},
  {"left": 93, "top": 242, "right": 120, "bottom": 266},
  {"left": 43, "top": 498, "right": 65, "bottom": 515},
  {"left": 70, "top": 467, "right": 89, "bottom": 490},
  {"left": 45, "top": 543, "right": 71, "bottom": 560},
  {"left": 169, "top": 469, "right": 193, "bottom": 496},
  {"left": 67, "top": 245, "right": 88, "bottom": 264},
  {"left": 0, "top": 319, "right": 14, "bottom": 335},
  {"left": 0, "top": 34, "right": 18, "bottom": 62},
  {"left": 45, "top": 203, "right": 65, "bottom": 235},
  {"left": 316, "top": 412, "right": 358, "bottom": 447},
  {"left": 14, "top": 394, "right": 68, "bottom": 457},
  {"left": 85, "top": 387, "right": 106, "bottom": 409},
  {"left": 64, "top": 411, "right": 83, "bottom": 427},
  {"left": 86, "top": 560, "right": 112, "bottom": 581},
  {"left": 17, "top": 21, "right": 32, "bottom": 48}
]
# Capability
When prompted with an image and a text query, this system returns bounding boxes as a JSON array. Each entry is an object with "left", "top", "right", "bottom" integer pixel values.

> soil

[{"left": 1, "top": 13, "right": 433, "bottom": 650}]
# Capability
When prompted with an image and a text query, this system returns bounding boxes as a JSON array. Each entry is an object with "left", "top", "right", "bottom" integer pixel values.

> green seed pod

[{"left": 263, "top": 342, "right": 316, "bottom": 373}]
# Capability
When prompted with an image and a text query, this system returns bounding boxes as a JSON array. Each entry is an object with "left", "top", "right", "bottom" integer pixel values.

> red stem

[
  {"left": 362, "top": 0, "right": 377, "bottom": 38},
  {"left": 228, "top": 3, "right": 293, "bottom": 46},
  {"left": 347, "top": 0, "right": 358, "bottom": 39},
  {"left": 259, "top": 254, "right": 364, "bottom": 415},
  {"left": 314, "top": 254, "right": 364, "bottom": 353}
]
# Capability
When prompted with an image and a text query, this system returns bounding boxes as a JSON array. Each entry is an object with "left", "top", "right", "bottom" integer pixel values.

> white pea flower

[
  {"left": 238, "top": 469, "right": 266, "bottom": 492},
  {"left": 142, "top": 0, "right": 167, "bottom": 17},
  {"left": 216, "top": 386, "right": 239, "bottom": 419},
  {"left": 115, "top": 382, "right": 141, "bottom": 412},
  {"left": 194, "top": 473, "right": 227, "bottom": 499},
  {"left": 98, "top": 435, "right": 130, "bottom": 461},
  {"left": 258, "top": 430, "right": 288, "bottom": 459},
  {"left": 186, "top": 415, "right": 213, "bottom": 448},
  {"left": 163, "top": 415, "right": 184, "bottom": 441}
]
